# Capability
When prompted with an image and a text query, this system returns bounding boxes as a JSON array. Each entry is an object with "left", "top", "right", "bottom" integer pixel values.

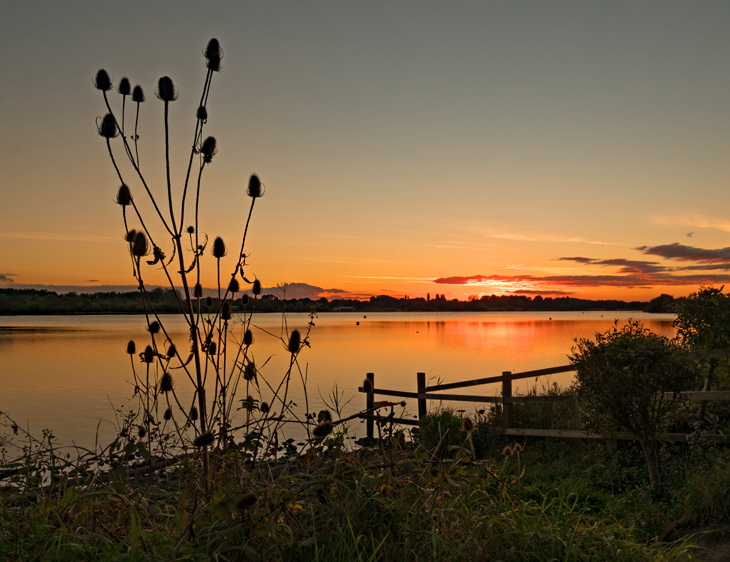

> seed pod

[
  {"left": 212, "top": 236, "right": 226, "bottom": 258},
  {"left": 260, "top": 402, "right": 269, "bottom": 414},
  {"left": 126, "top": 340, "right": 136, "bottom": 355},
  {"left": 206, "top": 54, "right": 221, "bottom": 72},
  {"left": 163, "top": 408, "right": 172, "bottom": 421},
  {"left": 194, "top": 283, "right": 203, "bottom": 298},
  {"left": 116, "top": 184, "right": 132, "bottom": 206},
  {"left": 148, "top": 321, "right": 160, "bottom": 334},
  {"left": 247, "top": 174, "right": 262, "bottom": 198},
  {"left": 317, "top": 409, "right": 332, "bottom": 423},
  {"left": 313, "top": 421, "right": 333, "bottom": 438},
  {"left": 236, "top": 492, "right": 257, "bottom": 511},
  {"left": 228, "top": 278, "right": 240, "bottom": 294},
  {"left": 132, "top": 85, "right": 145, "bottom": 103},
  {"left": 241, "top": 294, "right": 249, "bottom": 306},
  {"left": 362, "top": 377, "right": 373, "bottom": 394},
  {"left": 243, "top": 329, "right": 253, "bottom": 346},
  {"left": 193, "top": 432, "right": 215, "bottom": 447},
  {"left": 252, "top": 279, "right": 261, "bottom": 295},
  {"left": 93, "top": 69, "right": 112, "bottom": 91},
  {"left": 208, "top": 341, "right": 217, "bottom": 355},
  {"left": 160, "top": 372, "right": 173, "bottom": 392},
  {"left": 196, "top": 106, "right": 208, "bottom": 120},
  {"left": 125, "top": 229, "right": 137, "bottom": 243},
  {"left": 142, "top": 345, "right": 155, "bottom": 364},
  {"left": 200, "top": 136, "right": 217, "bottom": 163},
  {"left": 512, "top": 443, "right": 523, "bottom": 454},
  {"left": 166, "top": 344, "right": 176, "bottom": 358},
  {"left": 117, "top": 77, "right": 131, "bottom": 96},
  {"left": 206, "top": 296, "right": 213, "bottom": 307},
  {"left": 186, "top": 225, "right": 195, "bottom": 234},
  {"left": 221, "top": 301, "right": 231, "bottom": 320},
  {"left": 243, "top": 361, "right": 256, "bottom": 381},
  {"left": 461, "top": 416, "right": 475, "bottom": 433},
  {"left": 131, "top": 232, "right": 148, "bottom": 257},
  {"left": 189, "top": 406, "right": 199, "bottom": 422},
  {"left": 155, "top": 76, "right": 177, "bottom": 102},
  {"left": 97, "top": 114, "right": 118, "bottom": 139},
  {"left": 204, "top": 38, "right": 222, "bottom": 60},
  {"left": 501, "top": 445, "right": 514, "bottom": 457},
  {"left": 288, "top": 330, "right": 301, "bottom": 354},
  {"left": 137, "top": 425, "right": 146, "bottom": 439}
]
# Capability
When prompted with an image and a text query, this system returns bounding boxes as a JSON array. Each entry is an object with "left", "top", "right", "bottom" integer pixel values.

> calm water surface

[{"left": 0, "top": 311, "right": 675, "bottom": 448}]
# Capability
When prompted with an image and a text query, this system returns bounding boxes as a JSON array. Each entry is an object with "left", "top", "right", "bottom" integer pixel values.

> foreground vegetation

[{"left": 2, "top": 404, "right": 728, "bottom": 561}]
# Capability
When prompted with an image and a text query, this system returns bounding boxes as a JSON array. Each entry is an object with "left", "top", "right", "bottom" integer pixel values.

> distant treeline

[{"left": 0, "top": 288, "right": 657, "bottom": 315}]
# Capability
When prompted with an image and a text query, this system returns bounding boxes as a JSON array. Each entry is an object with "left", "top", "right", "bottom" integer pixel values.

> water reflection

[{"left": 0, "top": 312, "right": 675, "bottom": 447}]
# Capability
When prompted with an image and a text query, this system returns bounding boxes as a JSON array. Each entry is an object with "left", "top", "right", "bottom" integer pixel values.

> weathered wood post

[
  {"left": 417, "top": 372, "right": 427, "bottom": 423},
  {"left": 502, "top": 371, "right": 513, "bottom": 429},
  {"left": 366, "top": 372, "right": 374, "bottom": 441}
]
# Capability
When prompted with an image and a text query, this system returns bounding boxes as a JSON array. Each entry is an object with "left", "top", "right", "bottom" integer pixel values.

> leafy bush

[{"left": 569, "top": 320, "right": 697, "bottom": 487}]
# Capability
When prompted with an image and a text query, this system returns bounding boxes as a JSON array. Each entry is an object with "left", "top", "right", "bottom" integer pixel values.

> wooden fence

[{"left": 357, "top": 364, "right": 730, "bottom": 443}]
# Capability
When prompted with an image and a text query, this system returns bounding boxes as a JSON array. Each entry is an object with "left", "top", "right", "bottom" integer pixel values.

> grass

[{"left": 2, "top": 406, "right": 722, "bottom": 561}]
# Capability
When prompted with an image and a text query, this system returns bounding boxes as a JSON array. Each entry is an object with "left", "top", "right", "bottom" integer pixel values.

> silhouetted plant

[{"left": 94, "top": 39, "right": 313, "bottom": 478}]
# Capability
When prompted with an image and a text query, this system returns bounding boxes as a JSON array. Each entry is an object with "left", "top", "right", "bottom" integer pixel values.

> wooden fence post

[
  {"left": 417, "top": 372, "right": 427, "bottom": 423},
  {"left": 366, "top": 372, "right": 374, "bottom": 441},
  {"left": 502, "top": 371, "right": 513, "bottom": 429}
]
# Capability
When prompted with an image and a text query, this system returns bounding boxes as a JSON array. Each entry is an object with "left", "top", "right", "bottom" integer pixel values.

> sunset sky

[{"left": 2, "top": 1, "right": 730, "bottom": 302}]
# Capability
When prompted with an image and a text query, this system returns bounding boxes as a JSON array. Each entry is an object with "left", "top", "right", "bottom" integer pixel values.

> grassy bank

[{"left": 2, "top": 407, "right": 726, "bottom": 561}]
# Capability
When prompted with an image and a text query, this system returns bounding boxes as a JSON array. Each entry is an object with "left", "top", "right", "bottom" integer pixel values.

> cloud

[
  {"left": 506, "top": 289, "right": 573, "bottom": 296},
  {"left": 650, "top": 213, "right": 730, "bottom": 233},
  {"left": 557, "top": 257, "right": 666, "bottom": 274},
  {"left": 637, "top": 243, "right": 730, "bottom": 264},
  {"left": 0, "top": 273, "right": 16, "bottom": 283}
]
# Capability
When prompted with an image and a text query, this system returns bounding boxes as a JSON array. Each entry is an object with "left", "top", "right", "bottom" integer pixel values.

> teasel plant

[{"left": 94, "top": 39, "right": 313, "bottom": 480}]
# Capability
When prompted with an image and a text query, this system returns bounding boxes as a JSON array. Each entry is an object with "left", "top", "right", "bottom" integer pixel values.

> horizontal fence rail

[{"left": 357, "top": 358, "right": 730, "bottom": 442}]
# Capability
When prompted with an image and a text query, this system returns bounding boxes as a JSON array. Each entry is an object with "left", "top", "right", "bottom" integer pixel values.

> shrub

[{"left": 569, "top": 320, "right": 697, "bottom": 487}]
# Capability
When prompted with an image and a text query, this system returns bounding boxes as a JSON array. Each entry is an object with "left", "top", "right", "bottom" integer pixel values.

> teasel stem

[
  {"left": 163, "top": 101, "right": 178, "bottom": 235},
  {"left": 102, "top": 93, "right": 172, "bottom": 235},
  {"left": 233, "top": 197, "right": 257, "bottom": 281},
  {"left": 133, "top": 101, "right": 141, "bottom": 167},
  {"left": 179, "top": 68, "right": 213, "bottom": 232}
]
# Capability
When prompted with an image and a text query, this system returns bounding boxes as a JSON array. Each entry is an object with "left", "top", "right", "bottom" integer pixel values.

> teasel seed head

[
  {"left": 461, "top": 416, "right": 475, "bottom": 433},
  {"left": 512, "top": 443, "right": 523, "bottom": 454},
  {"left": 159, "top": 372, "right": 173, "bottom": 392},
  {"left": 221, "top": 301, "right": 231, "bottom": 320},
  {"left": 206, "top": 296, "right": 213, "bottom": 307},
  {"left": 260, "top": 402, "right": 269, "bottom": 414},
  {"left": 243, "top": 361, "right": 256, "bottom": 381},
  {"left": 137, "top": 425, "right": 146, "bottom": 439},
  {"left": 155, "top": 76, "right": 178, "bottom": 102},
  {"left": 501, "top": 445, "right": 514, "bottom": 457},
  {"left": 117, "top": 77, "right": 131, "bottom": 96},
  {"left": 252, "top": 279, "right": 261, "bottom": 295},
  {"left": 189, "top": 406, "right": 199, "bottom": 421},
  {"left": 241, "top": 294, "right": 249, "bottom": 305},
  {"left": 131, "top": 231, "right": 149, "bottom": 257},
  {"left": 93, "top": 69, "right": 113, "bottom": 91},
  {"left": 200, "top": 136, "right": 217, "bottom": 163},
  {"left": 196, "top": 105, "right": 208, "bottom": 121},
  {"left": 166, "top": 344, "right": 176, "bottom": 358},
  {"left": 163, "top": 407, "right": 172, "bottom": 421},
  {"left": 142, "top": 345, "right": 155, "bottom": 364},
  {"left": 126, "top": 340, "right": 136, "bottom": 355},
  {"left": 97, "top": 114, "right": 118, "bottom": 139},
  {"left": 204, "top": 38, "right": 222, "bottom": 60},
  {"left": 288, "top": 330, "right": 301, "bottom": 354},
  {"left": 208, "top": 341, "right": 217, "bottom": 355},
  {"left": 313, "top": 421, "right": 333, "bottom": 438},
  {"left": 243, "top": 329, "right": 253, "bottom": 346},
  {"left": 116, "top": 184, "right": 132, "bottom": 206},
  {"left": 206, "top": 53, "right": 221, "bottom": 72},
  {"left": 125, "top": 229, "right": 137, "bottom": 243},
  {"left": 247, "top": 174, "right": 263, "bottom": 198},
  {"left": 148, "top": 321, "right": 160, "bottom": 334},
  {"left": 193, "top": 432, "right": 215, "bottom": 447},
  {"left": 318, "top": 409, "right": 332, "bottom": 423},
  {"left": 194, "top": 283, "right": 203, "bottom": 298},
  {"left": 132, "top": 84, "right": 145, "bottom": 103},
  {"left": 362, "top": 378, "right": 373, "bottom": 393},
  {"left": 228, "top": 278, "right": 240, "bottom": 294},
  {"left": 186, "top": 225, "right": 195, "bottom": 234},
  {"left": 212, "top": 236, "right": 227, "bottom": 258},
  {"left": 236, "top": 492, "right": 257, "bottom": 511}
]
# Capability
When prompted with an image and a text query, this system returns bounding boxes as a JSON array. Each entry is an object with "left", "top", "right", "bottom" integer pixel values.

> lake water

[{"left": 0, "top": 311, "right": 675, "bottom": 448}]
